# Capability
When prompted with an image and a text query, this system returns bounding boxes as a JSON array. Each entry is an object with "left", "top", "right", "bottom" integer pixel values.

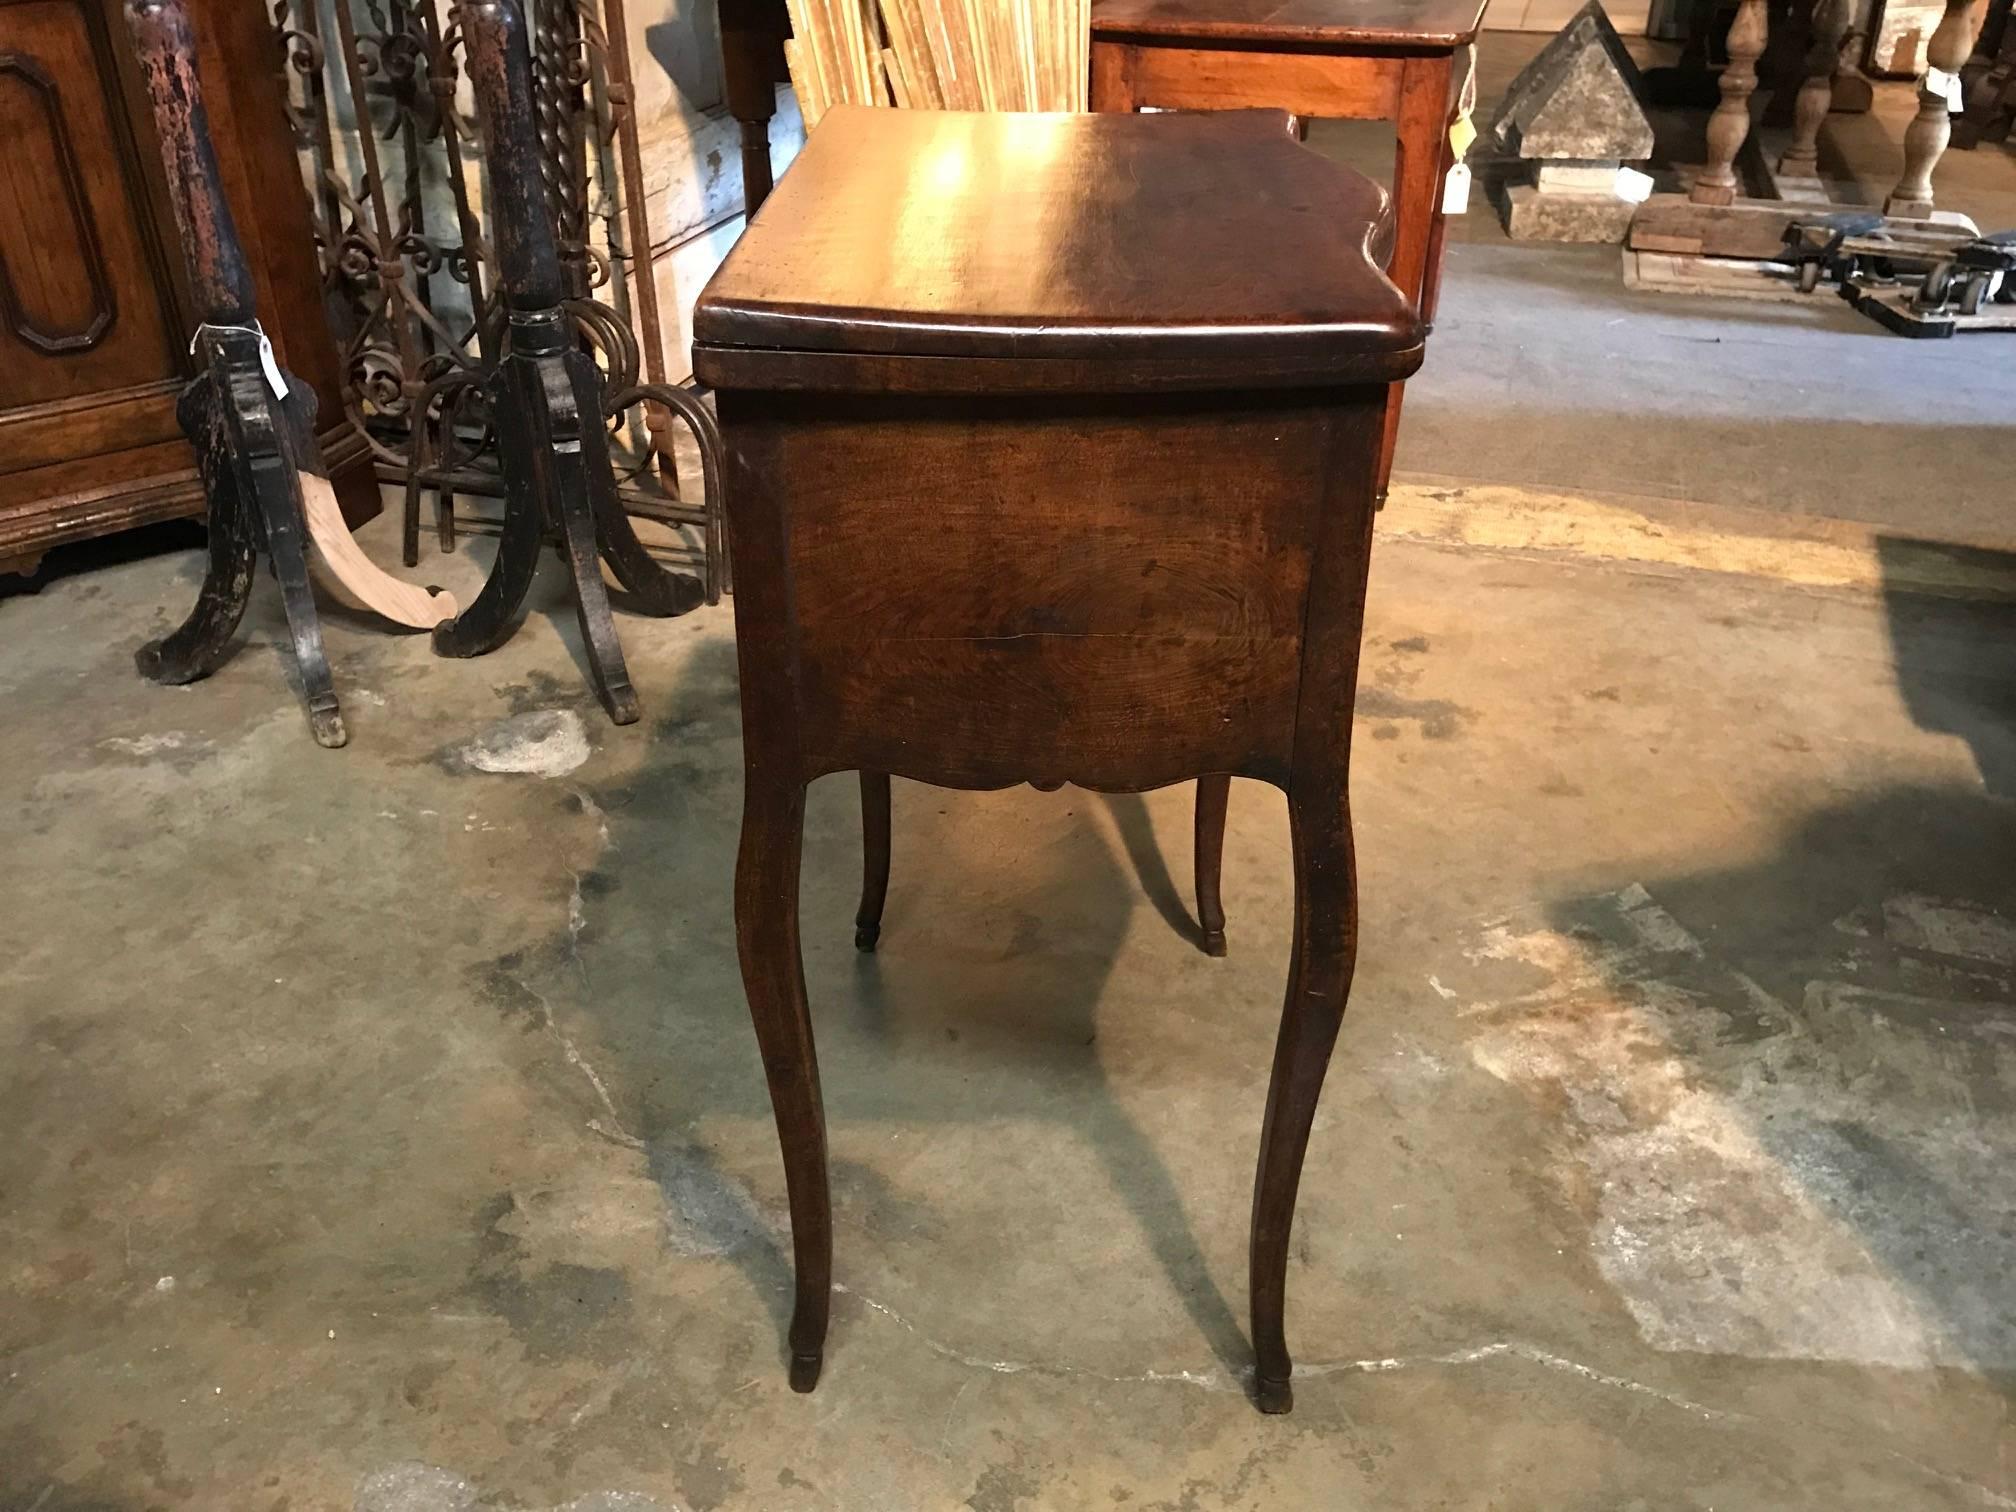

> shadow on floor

[
  {"left": 1878, "top": 535, "right": 2016, "bottom": 798},
  {"left": 1528, "top": 782, "right": 2016, "bottom": 1379},
  {"left": 496, "top": 635, "right": 1254, "bottom": 1388}
]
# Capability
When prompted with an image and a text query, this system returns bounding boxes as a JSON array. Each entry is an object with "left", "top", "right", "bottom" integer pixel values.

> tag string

[{"left": 189, "top": 320, "right": 289, "bottom": 401}]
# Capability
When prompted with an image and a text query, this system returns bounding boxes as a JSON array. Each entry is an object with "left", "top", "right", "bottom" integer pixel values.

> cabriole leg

[
  {"left": 735, "top": 778, "right": 832, "bottom": 1390},
  {"left": 1249, "top": 777, "right": 1358, "bottom": 1413}
]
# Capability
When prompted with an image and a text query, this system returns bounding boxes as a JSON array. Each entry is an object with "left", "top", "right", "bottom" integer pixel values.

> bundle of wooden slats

[{"left": 783, "top": 0, "right": 1090, "bottom": 125}]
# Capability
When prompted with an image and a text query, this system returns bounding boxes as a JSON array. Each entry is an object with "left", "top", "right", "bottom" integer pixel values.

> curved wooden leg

[
  {"left": 402, "top": 455, "right": 424, "bottom": 569},
  {"left": 735, "top": 778, "right": 832, "bottom": 1390},
  {"left": 137, "top": 429, "right": 257, "bottom": 685},
  {"left": 1194, "top": 774, "right": 1230, "bottom": 956},
  {"left": 856, "top": 771, "right": 891, "bottom": 952},
  {"left": 1250, "top": 779, "right": 1357, "bottom": 1414},
  {"left": 591, "top": 480, "right": 706, "bottom": 618},
  {"left": 555, "top": 459, "right": 641, "bottom": 728},
  {"left": 257, "top": 459, "right": 347, "bottom": 748},
  {"left": 432, "top": 368, "right": 546, "bottom": 663}
]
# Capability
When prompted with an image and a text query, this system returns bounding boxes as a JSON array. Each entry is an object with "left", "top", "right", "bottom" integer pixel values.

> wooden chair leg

[
  {"left": 1249, "top": 779, "right": 1357, "bottom": 1414},
  {"left": 734, "top": 778, "right": 832, "bottom": 1391},
  {"left": 856, "top": 771, "right": 891, "bottom": 952},
  {"left": 1194, "top": 774, "right": 1230, "bottom": 956}
]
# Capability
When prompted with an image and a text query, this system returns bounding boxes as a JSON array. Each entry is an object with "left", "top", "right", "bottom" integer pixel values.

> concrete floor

[
  {"left": 6, "top": 479, "right": 2016, "bottom": 1510},
  {"left": 5, "top": 42, "right": 2016, "bottom": 1512},
  {"left": 1315, "top": 34, "right": 2016, "bottom": 530}
]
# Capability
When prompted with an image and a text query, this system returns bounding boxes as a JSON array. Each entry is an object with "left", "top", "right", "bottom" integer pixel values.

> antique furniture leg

[
  {"left": 256, "top": 416, "right": 347, "bottom": 747},
  {"left": 856, "top": 772, "right": 892, "bottom": 951},
  {"left": 1692, "top": 0, "right": 1769, "bottom": 204},
  {"left": 434, "top": 359, "right": 553, "bottom": 659},
  {"left": 126, "top": 0, "right": 356, "bottom": 746},
  {"left": 1250, "top": 779, "right": 1358, "bottom": 1413},
  {"left": 731, "top": 427, "right": 833, "bottom": 1381},
  {"left": 1886, "top": 0, "right": 1983, "bottom": 216},
  {"left": 437, "top": 0, "right": 709, "bottom": 725},
  {"left": 719, "top": 0, "right": 788, "bottom": 215},
  {"left": 137, "top": 387, "right": 258, "bottom": 687},
  {"left": 1194, "top": 775, "right": 1230, "bottom": 956},
  {"left": 1250, "top": 426, "right": 1374, "bottom": 1412},
  {"left": 432, "top": 0, "right": 709, "bottom": 714},
  {"left": 1779, "top": 0, "right": 1850, "bottom": 174},
  {"left": 1378, "top": 52, "right": 1457, "bottom": 501}
]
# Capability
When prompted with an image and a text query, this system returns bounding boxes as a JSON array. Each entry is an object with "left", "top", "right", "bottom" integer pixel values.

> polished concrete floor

[
  {"left": 5, "top": 475, "right": 2014, "bottom": 1510},
  {"left": 5, "top": 45, "right": 2016, "bottom": 1512}
]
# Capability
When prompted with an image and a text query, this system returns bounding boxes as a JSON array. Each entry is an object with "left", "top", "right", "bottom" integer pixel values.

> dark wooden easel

[{"left": 428, "top": 0, "right": 716, "bottom": 728}]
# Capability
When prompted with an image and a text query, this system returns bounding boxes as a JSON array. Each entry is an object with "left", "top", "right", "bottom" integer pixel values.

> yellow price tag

[{"left": 1450, "top": 113, "right": 1478, "bottom": 160}]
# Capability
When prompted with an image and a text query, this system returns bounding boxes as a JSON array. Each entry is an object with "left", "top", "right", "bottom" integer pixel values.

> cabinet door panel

[{"left": 0, "top": 0, "right": 180, "bottom": 420}]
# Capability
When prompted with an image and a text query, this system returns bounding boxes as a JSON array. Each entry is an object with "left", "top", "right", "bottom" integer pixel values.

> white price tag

[
  {"left": 190, "top": 320, "right": 289, "bottom": 401},
  {"left": 1616, "top": 166, "right": 1655, "bottom": 204},
  {"left": 1442, "top": 161, "right": 1472, "bottom": 216},
  {"left": 1925, "top": 66, "right": 1965, "bottom": 111},
  {"left": 255, "top": 330, "right": 290, "bottom": 400}
]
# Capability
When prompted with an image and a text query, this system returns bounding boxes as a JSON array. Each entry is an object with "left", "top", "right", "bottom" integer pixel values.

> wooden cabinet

[{"left": 0, "top": 0, "right": 368, "bottom": 575}]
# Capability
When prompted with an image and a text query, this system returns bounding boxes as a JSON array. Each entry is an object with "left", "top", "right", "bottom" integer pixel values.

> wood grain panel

[
  {"left": 0, "top": 52, "right": 114, "bottom": 351},
  {"left": 728, "top": 392, "right": 1345, "bottom": 790},
  {"left": 0, "top": 0, "right": 178, "bottom": 413},
  {"left": 1105, "top": 38, "right": 1402, "bottom": 118}
]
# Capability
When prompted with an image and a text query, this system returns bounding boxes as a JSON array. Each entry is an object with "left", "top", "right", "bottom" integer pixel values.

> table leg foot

[
  {"left": 433, "top": 370, "right": 545, "bottom": 662},
  {"left": 856, "top": 772, "right": 891, "bottom": 952},
  {"left": 737, "top": 779, "right": 833, "bottom": 1391},
  {"left": 1255, "top": 1374, "right": 1293, "bottom": 1415},
  {"left": 1195, "top": 775, "right": 1229, "bottom": 956},
  {"left": 789, "top": 1349, "right": 824, "bottom": 1392},
  {"left": 1249, "top": 783, "right": 1356, "bottom": 1416}
]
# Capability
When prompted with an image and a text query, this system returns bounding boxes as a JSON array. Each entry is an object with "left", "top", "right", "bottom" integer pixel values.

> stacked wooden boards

[{"left": 783, "top": 0, "right": 1090, "bottom": 122}]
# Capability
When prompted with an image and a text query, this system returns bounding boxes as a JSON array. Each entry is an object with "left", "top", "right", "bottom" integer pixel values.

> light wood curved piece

[{"left": 301, "top": 472, "right": 458, "bottom": 628}]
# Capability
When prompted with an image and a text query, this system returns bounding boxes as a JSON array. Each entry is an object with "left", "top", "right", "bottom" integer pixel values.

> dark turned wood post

[
  {"left": 122, "top": 0, "right": 347, "bottom": 747},
  {"left": 432, "top": 0, "right": 707, "bottom": 725},
  {"left": 718, "top": 0, "right": 789, "bottom": 214},
  {"left": 126, "top": 0, "right": 255, "bottom": 325}
]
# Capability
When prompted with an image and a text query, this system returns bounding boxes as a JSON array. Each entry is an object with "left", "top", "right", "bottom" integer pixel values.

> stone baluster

[
  {"left": 1886, "top": 0, "right": 1982, "bottom": 216},
  {"left": 1692, "top": 0, "right": 1770, "bottom": 204}
]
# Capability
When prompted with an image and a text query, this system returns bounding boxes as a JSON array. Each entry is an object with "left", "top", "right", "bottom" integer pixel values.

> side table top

[
  {"left": 693, "top": 107, "right": 1421, "bottom": 389},
  {"left": 1090, "top": 0, "right": 1488, "bottom": 50}
]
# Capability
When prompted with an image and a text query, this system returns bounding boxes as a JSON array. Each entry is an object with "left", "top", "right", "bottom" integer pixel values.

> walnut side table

[
  {"left": 693, "top": 106, "right": 1423, "bottom": 1414},
  {"left": 1089, "top": 0, "right": 1486, "bottom": 501}
]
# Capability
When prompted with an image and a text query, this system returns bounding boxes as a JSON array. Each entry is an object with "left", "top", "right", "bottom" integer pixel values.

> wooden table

[
  {"left": 694, "top": 105, "right": 1422, "bottom": 1413},
  {"left": 1089, "top": 0, "right": 1485, "bottom": 498}
]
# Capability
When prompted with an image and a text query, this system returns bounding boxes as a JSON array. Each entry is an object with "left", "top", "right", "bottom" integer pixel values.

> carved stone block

[{"left": 1490, "top": 0, "right": 1655, "bottom": 161}]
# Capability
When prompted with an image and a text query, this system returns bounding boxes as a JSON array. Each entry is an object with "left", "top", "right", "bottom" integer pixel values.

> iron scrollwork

[{"left": 274, "top": 0, "right": 721, "bottom": 600}]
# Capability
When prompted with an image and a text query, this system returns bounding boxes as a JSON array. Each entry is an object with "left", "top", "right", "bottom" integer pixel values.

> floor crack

[{"left": 835, "top": 1287, "right": 2016, "bottom": 1505}]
